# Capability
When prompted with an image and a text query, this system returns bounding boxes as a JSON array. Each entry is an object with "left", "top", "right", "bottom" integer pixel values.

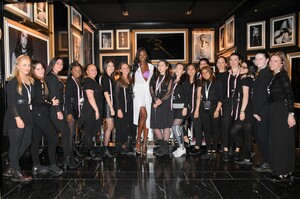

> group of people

[{"left": 3, "top": 47, "right": 296, "bottom": 183}]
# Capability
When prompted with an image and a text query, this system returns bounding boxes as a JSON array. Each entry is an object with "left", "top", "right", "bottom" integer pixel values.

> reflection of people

[
  {"left": 73, "top": 12, "right": 80, "bottom": 28},
  {"left": 11, "top": 31, "right": 34, "bottom": 75},
  {"left": 12, "top": 3, "right": 27, "bottom": 12},
  {"left": 195, "top": 34, "right": 210, "bottom": 60},
  {"left": 73, "top": 36, "right": 81, "bottom": 62},
  {"left": 36, "top": 2, "right": 46, "bottom": 23},
  {"left": 102, "top": 34, "right": 111, "bottom": 48},
  {"left": 119, "top": 32, "right": 128, "bottom": 47},
  {"left": 274, "top": 18, "right": 293, "bottom": 44},
  {"left": 251, "top": 26, "right": 261, "bottom": 46},
  {"left": 227, "top": 21, "right": 234, "bottom": 44}
]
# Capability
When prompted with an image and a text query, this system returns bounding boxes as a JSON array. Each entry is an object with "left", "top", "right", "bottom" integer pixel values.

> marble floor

[{"left": 1, "top": 146, "right": 300, "bottom": 199}]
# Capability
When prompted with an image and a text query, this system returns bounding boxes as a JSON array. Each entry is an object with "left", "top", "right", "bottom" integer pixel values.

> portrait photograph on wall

[
  {"left": 4, "top": 18, "right": 49, "bottom": 80},
  {"left": 58, "top": 31, "right": 68, "bottom": 51},
  {"left": 99, "top": 53, "right": 130, "bottom": 72},
  {"left": 116, "top": 29, "right": 130, "bottom": 50},
  {"left": 133, "top": 29, "right": 188, "bottom": 64},
  {"left": 270, "top": 13, "right": 295, "bottom": 48},
  {"left": 33, "top": 2, "right": 48, "bottom": 28},
  {"left": 71, "top": 29, "right": 83, "bottom": 65},
  {"left": 71, "top": 6, "right": 82, "bottom": 31},
  {"left": 4, "top": 3, "right": 32, "bottom": 21},
  {"left": 99, "top": 30, "right": 113, "bottom": 50},
  {"left": 225, "top": 15, "right": 235, "bottom": 49},
  {"left": 192, "top": 29, "right": 215, "bottom": 63},
  {"left": 247, "top": 20, "right": 265, "bottom": 50},
  {"left": 287, "top": 52, "right": 300, "bottom": 108},
  {"left": 83, "top": 23, "right": 94, "bottom": 66},
  {"left": 219, "top": 24, "right": 225, "bottom": 52}
]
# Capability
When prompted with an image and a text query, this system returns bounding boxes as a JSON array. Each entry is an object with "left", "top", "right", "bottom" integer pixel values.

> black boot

[
  {"left": 164, "top": 141, "right": 169, "bottom": 155},
  {"left": 66, "top": 156, "right": 80, "bottom": 169},
  {"left": 154, "top": 139, "right": 163, "bottom": 156},
  {"left": 155, "top": 140, "right": 168, "bottom": 157}
]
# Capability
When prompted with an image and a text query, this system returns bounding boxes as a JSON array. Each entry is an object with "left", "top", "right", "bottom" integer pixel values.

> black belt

[{"left": 17, "top": 99, "right": 29, "bottom": 104}]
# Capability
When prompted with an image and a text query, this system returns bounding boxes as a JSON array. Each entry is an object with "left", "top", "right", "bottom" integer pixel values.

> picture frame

[
  {"left": 219, "top": 24, "right": 225, "bottom": 52},
  {"left": 4, "top": 17, "right": 49, "bottom": 80},
  {"left": 116, "top": 29, "right": 130, "bottom": 50},
  {"left": 4, "top": 3, "right": 32, "bottom": 21},
  {"left": 33, "top": 2, "right": 48, "bottom": 28},
  {"left": 58, "top": 31, "right": 68, "bottom": 51},
  {"left": 99, "top": 30, "right": 114, "bottom": 50},
  {"left": 83, "top": 23, "right": 95, "bottom": 66},
  {"left": 247, "top": 21, "right": 265, "bottom": 50},
  {"left": 247, "top": 54, "right": 256, "bottom": 63},
  {"left": 270, "top": 13, "right": 296, "bottom": 48},
  {"left": 225, "top": 15, "right": 235, "bottom": 50},
  {"left": 71, "top": 7, "right": 82, "bottom": 31},
  {"left": 192, "top": 29, "right": 215, "bottom": 63},
  {"left": 133, "top": 29, "right": 188, "bottom": 64},
  {"left": 287, "top": 52, "right": 300, "bottom": 108},
  {"left": 99, "top": 53, "right": 130, "bottom": 72},
  {"left": 71, "top": 29, "right": 83, "bottom": 65}
]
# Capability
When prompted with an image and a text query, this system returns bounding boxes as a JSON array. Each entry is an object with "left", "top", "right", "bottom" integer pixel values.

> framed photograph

[
  {"left": 5, "top": 3, "right": 32, "bottom": 21},
  {"left": 247, "top": 54, "right": 256, "bottom": 63},
  {"left": 71, "top": 7, "right": 82, "bottom": 31},
  {"left": 225, "top": 15, "right": 235, "bottom": 49},
  {"left": 116, "top": 29, "right": 130, "bottom": 50},
  {"left": 270, "top": 13, "right": 296, "bottom": 48},
  {"left": 219, "top": 24, "right": 225, "bottom": 52},
  {"left": 287, "top": 52, "right": 300, "bottom": 108},
  {"left": 33, "top": 2, "right": 48, "bottom": 28},
  {"left": 99, "top": 30, "right": 114, "bottom": 50},
  {"left": 217, "top": 47, "right": 236, "bottom": 59},
  {"left": 71, "top": 29, "right": 83, "bottom": 65},
  {"left": 58, "top": 53, "right": 69, "bottom": 77},
  {"left": 83, "top": 23, "right": 95, "bottom": 66},
  {"left": 58, "top": 31, "right": 68, "bottom": 51},
  {"left": 4, "top": 17, "right": 49, "bottom": 80},
  {"left": 133, "top": 29, "right": 188, "bottom": 64},
  {"left": 99, "top": 53, "right": 130, "bottom": 72},
  {"left": 247, "top": 21, "right": 265, "bottom": 50},
  {"left": 192, "top": 29, "right": 215, "bottom": 63}
]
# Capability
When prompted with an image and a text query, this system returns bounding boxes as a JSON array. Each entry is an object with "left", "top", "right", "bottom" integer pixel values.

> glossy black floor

[{"left": 1, "top": 146, "right": 300, "bottom": 199}]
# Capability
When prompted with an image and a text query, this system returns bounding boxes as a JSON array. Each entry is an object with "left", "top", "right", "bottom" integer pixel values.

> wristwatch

[{"left": 289, "top": 112, "right": 294, "bottom": 116}]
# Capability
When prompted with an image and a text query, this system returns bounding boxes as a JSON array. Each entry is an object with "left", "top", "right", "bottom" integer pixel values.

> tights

[
  {"left": 230, "top": 123, "right": 253, "bottom": 159},
  {"left": 172, "top": 119, "right": 184, "bottom": 147}
]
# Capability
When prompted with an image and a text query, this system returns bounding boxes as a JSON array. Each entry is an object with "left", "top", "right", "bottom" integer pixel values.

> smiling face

[
  {"left": 240, "top": 62, "right": 249, "bottom": 75},
  {"left": 71, "top": 65, "right": 82, "bottom": 79},
  {"left": 16, "top": 56, "right": 31, "bottom": 76},
  {"left": 157, "top": 61, "right": 168, "bottom": 75},
  {"left": 86, "top": 64, "right": 97, "bottom": 79},
  {"left": 34, "top": 63, "right": 45, "bottom": 79},
  {"left": 269, "top": 55, "right": 283, "bottom": 72},
  {"left": 187, "top": 64, "right": 196, "bottom": 78},
  {"left": 120, "top": 63, "right": 130, "bottom": 77},
  {"left": 139, "top": 50, "right": 147, "bottom": 62},
  {"left": 229, "top": 55, "right": 240, "bottom": 69},
  {"left": 254, "top": 53, "right": 269, "bottom": 69},
  {"left": 106, "top": 61, "right": 115, "bottom": 76},
  {"left": 175, "top": 63, "right": 185, "bottom": 77},
  {"left": 52, "top": 59, "right": 64, "bottom": 74},
  {"left": 201, "top": 68, "right": 211, "bottom": 80},
  {"left": 216, "top": 57, "right": 227, "bottom": 71}
]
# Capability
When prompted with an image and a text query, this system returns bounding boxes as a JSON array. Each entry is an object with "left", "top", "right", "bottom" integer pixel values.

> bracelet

[{"left": 289, "top": 112, "right": 294, "bottom": 116}]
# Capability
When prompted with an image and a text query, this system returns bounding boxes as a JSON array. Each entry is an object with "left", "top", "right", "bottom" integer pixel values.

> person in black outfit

[
  {"left": 199, "top": 66, "right": 223, "bottom": 160},
  {"left": 30, "top": 60, "right": 63, "bottom": 176},
  {"left": 268, "top": 52, "right": 296, "bottom": 182},
  {"left": 46, "top": 57, "right": 79, "bottom": 169},
  {"left": 3, "top": 55, "right": 34, "bottom": 181},
  {"left": 231, "top": 60, "right": 257, "bottom": 165},
  {"left": 252, "top": 50, "right": 273, "bottom": 172},
  {"left": 80, "top": 64, "right": 103, "bottom": 160},
  {"left": 115, "top": 62, "right": 134, "bottom": 154},
  {"left": 65, "top": 62, "right": 84, "bottom": 158}
]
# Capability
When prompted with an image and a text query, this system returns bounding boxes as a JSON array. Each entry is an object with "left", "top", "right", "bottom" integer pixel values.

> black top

[
  {"left": 150, "top": 75, "right": 173, "bottom": 102},
  {"left": 226, "top": 72, "right": 241, "bottom": 101},
  {"left": 32, "top": 80, "right": 52, "bottom": 117},
  {"left": 215, "top": 71, "right": 229, "bottom": 100},
  {"left": 269, "top": 70, "right": 294, "bottom": 112},
  {"left": 100, "top": 74, "right": 115, "bottom": 104},
  {"left": 252, "top": 67, "right": 273, "bottom": 115},
  {"left": 172, "top": 79, "right": 190, "bottom": 108},
  {"left": 46, "top": 72, "right": 64, "bottom": 112},
  {"left": 187, "top": 79, "right": 201, "bottom": 112},
  {"left": 3, "top": 77, "right": 34, "bottom": 135},
  {"left": 200, "top": 80, "right": 223, "bottom": 103},
  {"left": 115, "top": 80, "right": 133, "bottom": 112},
  {"left": 65, "top": 76, "right": 83, "bottom": 118}
]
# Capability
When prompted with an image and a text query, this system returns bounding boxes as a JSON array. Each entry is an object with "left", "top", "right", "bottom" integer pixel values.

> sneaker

[
  {"left": 3, "top": 162, "right": 14, "bottom": 177},
  {"left": 269, "top": 174, "right": 284, "bottom": 182},
  {"left": 235, "top": 158, "right": 253, "bottom": 165},
  {"left": 11, "top": 169, "right": 32, "bottom": 182},
  {"left": 173, "top": 147, "right": 186, "bottom": 158},
  {"left": 49, "top": 165, "right": 63, "bottom": 176},
  {"left": 252, "top": 162, "right": 272, "bottom": 172},
  {"left": 32, "top": 164, "right": 49, "bottom": 175}
]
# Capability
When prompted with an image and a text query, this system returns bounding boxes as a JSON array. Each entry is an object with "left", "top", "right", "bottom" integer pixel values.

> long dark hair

[
  {"left": 46, "top": 56, "right": 63, "bottom": 75},
  {"left": 31, "top": 60, "right": 49, "bottom": 96},
  {"left": 242, "top": 60, "right": 258, "bottom": 77},
  {"left": 68, "top": 61, "right": 83, "bottom": 78},
  {"left": 118, "top": 62, "right": 132, "bottom": 88},
  {"left": 102, "top": 59, "right": 115, "bottom": 80},
  {"left": 174, "top": 62, "right": 186, "bottom": 85},
  {"left": 132, "top": 47, "right": 150, "bottom": 73},
  {"left": 186, "top": 63, "right": 198, "bottom": 84},
  {"left": 150, "top": 59, "right": 171, "bottom": 87},
  {"left": 14, "top": 31, "right": 34, "bottom": 59},
  {"left": 201, "top": 66, "right": 216, "bottom": 86}
]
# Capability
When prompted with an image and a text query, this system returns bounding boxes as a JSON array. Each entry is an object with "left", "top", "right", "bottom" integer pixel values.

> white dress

[{"left": 133, "top": 63, "right": 154, "bottom": 129}]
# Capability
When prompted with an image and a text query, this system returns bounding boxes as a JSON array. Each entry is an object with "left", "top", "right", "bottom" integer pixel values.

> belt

[{"left": 17, "top": 99, "right": 29, "bottom": 104}]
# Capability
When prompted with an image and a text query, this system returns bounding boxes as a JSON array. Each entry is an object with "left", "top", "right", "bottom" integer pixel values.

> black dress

[
  {"left": 268, "top": 70, "right": 295, "bottom": 175},
  {"left": 65, "top": 76, "right": 83, "bottom": 119},
  {"left": 100, "top": 74, "right": 115, "bottom": 118},
  {"left": 172, "top": 79, "right": 190, "bottom": 120},
  {"left": 150, "top": 75, "right": 173, "bottom": 129}
]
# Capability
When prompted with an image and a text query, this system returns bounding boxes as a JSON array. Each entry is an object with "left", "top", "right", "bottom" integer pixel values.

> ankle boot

[
  {"left": 163, "top": 141, "right": 169, "bottom": 155},
  {"left": 155, "top": 140, "right": 167, "bottom": 157},
  {"left": 154, "top": 139, "right": 163, "bottom": 155},
  {"left": 66, "top": 156, "right": 80, "bottom": 169}
]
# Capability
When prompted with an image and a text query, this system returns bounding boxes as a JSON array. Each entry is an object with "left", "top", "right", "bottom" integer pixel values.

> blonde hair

[
  {"left": 13, "top": 55, "right": 34, "bottom": 95},
  {"left": 271, "top": 51, "right": 289, "bottom": 72}
]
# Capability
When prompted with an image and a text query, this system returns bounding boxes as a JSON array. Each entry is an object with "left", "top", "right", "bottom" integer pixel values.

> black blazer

[
  {"left": 46, "top": 72, "right": 65, "bottom": 112},
  {"left": 32, "top": 80, "right": 52, "bottom": 117},
  {"left": 65, "top": 76, "right": 82, "bottom": 118}
]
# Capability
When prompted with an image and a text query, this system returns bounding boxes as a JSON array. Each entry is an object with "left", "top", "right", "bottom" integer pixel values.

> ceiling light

[
  {"left": 186, "top": 10, "right": 192, "bottom": 15},
  {"left": 122, "top": 10, "right": 129, "bottom": 16}
]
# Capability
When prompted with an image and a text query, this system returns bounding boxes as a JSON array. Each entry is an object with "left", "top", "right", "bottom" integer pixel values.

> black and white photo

[
  {"left": 247, "top": 21, "right": 265, "bottom": 50},
  {"left": 99, "top": 30, "right": 113, "bottom": 50}
]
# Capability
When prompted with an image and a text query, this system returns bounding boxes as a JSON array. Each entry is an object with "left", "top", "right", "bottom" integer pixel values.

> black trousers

[
  {"left": 116, "top": 108, "right": 134, "bottom": 144},
  {"left": 83, "top": 117, "right": 102, "bottom": 150},
  {"left": 221, "top": 100, "right": 233, "bottom": 148},
  {"left": 31, "top": 114, "right": 58, "bottom": 166},
  {"left": 50, "top": 108, "right": 71, "bottom": 157},
  {"left": 187, "top": 111, "right": 202, "bottom": 147},
  {"left": 230, "top": 122, "right": 253, "bottom": 159},
  {"left": 8, "top": 126, "right": 32, "bottom": 170}
]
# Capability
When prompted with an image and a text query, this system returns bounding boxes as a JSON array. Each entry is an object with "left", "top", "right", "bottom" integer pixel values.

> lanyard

[
  {"left": 191, "top": 83, "right": 195, "bottom": 113},
  {"left": 205, "top": 82, "right": 212, "bottom": 100},
  {"left": 123, "top": 87, "right": 127, "bottom": 112},
  {"left": 72, "top": 76, "right": 83, "bottom": 117},
  {"left": 22, "top": 80, "right": 32, "bottom": 110},
  {"left": 155, "top": 75, "right": 165, "bottom": 95},
  {"left": 227, "top": 69, "right": 239, "bottom": 98},
  {"left": 99, "top": 76, "right": 114, "bottom": 105}
]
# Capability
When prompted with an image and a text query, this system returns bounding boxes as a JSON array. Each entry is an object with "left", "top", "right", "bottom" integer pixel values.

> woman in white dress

[{"left": 132, "top": 47, "right": 155, "bottom": 155}]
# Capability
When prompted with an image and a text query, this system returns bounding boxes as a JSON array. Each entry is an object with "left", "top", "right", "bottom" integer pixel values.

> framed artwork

[
  {"left": 270, "top": 13, "right": 296, "bottom": 48},
  {"left": 247, "top": 54, "right": 256, "bottom": 63},
  {"left": 99, "top": 53, "right": 130, "bottom": 72},
  {"left": 99, "top": 30, "right": 114, "bottom": 50},
  {"left": 247, "top": 21, "right": 265, "bottom": 50},
  {"left": 219, "top": 24, "right": 225, "bottom": 52},
  {"left": 225, "top": 15, "right": 235, "bottom": 50},
  {"left": 83, "top": 23, "right": 95, "bottom": 66},
  {"left": 4, "top": 17, "right": 49, "bottom": 80},
  {"left": 71, "top": 29, "right": 83, "bottom": 65},
  {"left": 58, "top": 53, "right": 69, "bottom": 77},
  {"left": 116, "top": 29, "right": 130, "bottom": 50},
  {"left": 192, "top": 29, "right": 215, "bottom": 63},
  {"left": 133, "top": 29, "right": 188, "bottom": 64},
  {"left": 4, "top": 3, "right": 32, "bottom": 21},
  {"left": 217, "top": 48, "right": 236, "bottom": 59},
  {"left": 33, "top": 2, "right": 48, "bottom": 28},
  {"left": 58, "top": 31, "right": 68, "bottom": 51},
  {"left": 71, "top": 7, "right": 82, "bottom": 31},
  {"left": 287, "top": 52, "right": 300, "bottom": 108}
]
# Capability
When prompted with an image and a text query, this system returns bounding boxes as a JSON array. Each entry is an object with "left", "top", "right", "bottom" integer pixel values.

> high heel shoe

[{"left": 136, "top": 141, "right": 141, "bottom": 155}]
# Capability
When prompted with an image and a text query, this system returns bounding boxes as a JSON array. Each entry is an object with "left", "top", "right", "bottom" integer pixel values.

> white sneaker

[{"left": 173, "top": 147, "right": 186, "bottom": 158}]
